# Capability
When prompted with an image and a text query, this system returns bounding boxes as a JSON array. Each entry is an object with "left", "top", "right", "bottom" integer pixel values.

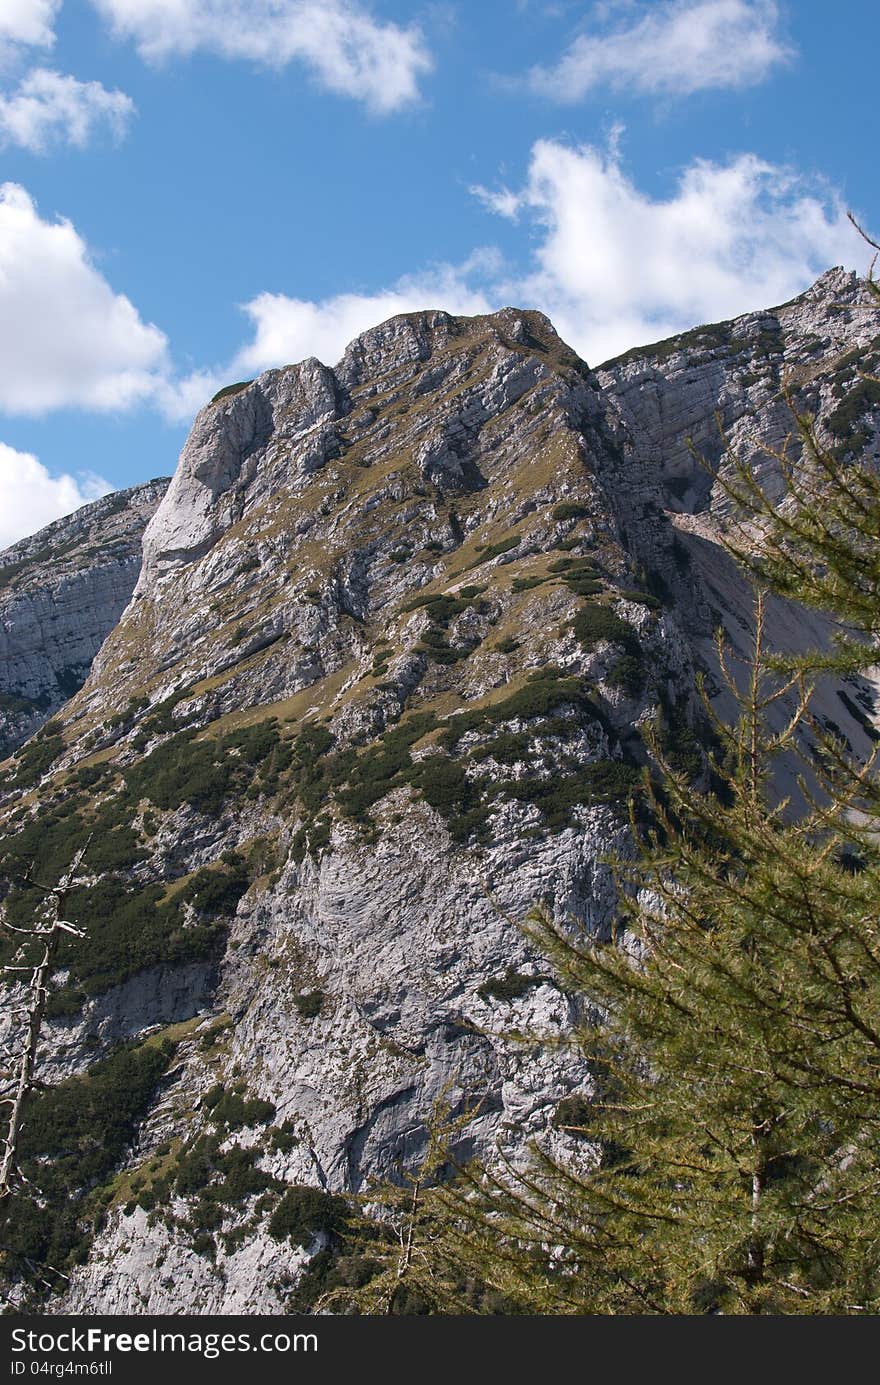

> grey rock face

[
  {"left": 0, "top": 479, "right": 169, "bottom": 755},
  {"left": 2, "top": 275, "right": 878, "bottom": 1315},
  {"left": 596, "top": 268, "right": 878, "bottom": 575}
]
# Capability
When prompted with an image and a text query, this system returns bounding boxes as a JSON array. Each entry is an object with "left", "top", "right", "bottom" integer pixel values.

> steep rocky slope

[
  {"left": 0, "top": 479, "right": 169, "bottom": 757},
  {"left": 597, "top": 265, "right": 880, "bottom": 762},
  {"left": 0, "top": 273, "right": 877, "bottom": 1314}
]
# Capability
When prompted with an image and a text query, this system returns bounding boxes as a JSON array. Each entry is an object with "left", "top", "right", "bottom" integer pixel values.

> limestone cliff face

[
  {"left": 0, "top": 276, "right": 877, "bottom": 1315},
  {"left": 0, "top": 480, "right": 169, "bottom": 756},
  {"left": 598, "top": 267, "right": 877, "bottom": 523},
  {"left": 595, "top": 266, "right": 880, "bottom": 763}
]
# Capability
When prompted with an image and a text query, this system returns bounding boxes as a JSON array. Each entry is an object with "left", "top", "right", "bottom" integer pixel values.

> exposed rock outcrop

[{"left": 0, "top": 480, "right": 169, "bottom": 755}]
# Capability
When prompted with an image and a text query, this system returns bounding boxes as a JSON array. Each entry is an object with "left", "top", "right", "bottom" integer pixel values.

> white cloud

[
  {"left": 155, "top": 367, "right": 228, "bottom": 425},
  {"left": 0, "top": 182, "right": 169, "bottom": 414},
  {"left": 0, "top": 68, "right": 134, "bottom": 152},
  {"left": 91, "top": 0, "right": 432, "bottom": 113},
  {"left": 0, "top": 0, "right": 59, "bottom": 60},
  {"left": 478, "top": 140, "right": 866, "bottom": 365},
  {"left": 529, "top": 0, "right": 792, "bottom": 101},
  {"left": 3, "top": 144, "right": 858, "bottom": 436},
  {"left": 0, "top": 441, "right": 110, "bottom": 550},
  {"left": 470, "top": 183, "right": 521, "bottom": 220}
]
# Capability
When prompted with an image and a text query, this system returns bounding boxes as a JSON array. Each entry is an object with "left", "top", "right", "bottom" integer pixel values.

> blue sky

[{"left": 0, "top": 0, "right": 876, "bottom": 546}]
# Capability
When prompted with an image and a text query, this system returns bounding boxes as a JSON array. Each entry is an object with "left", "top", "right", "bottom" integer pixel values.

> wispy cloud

[
  {"left": 0, "top": 68, "right": 134, "bottom": 152},
  {"left": 91, "top": 0, "right": 433, "bottom": 113},
  {"left": 0, "top": 0, "right": 60, "bottom": 62},
  {"left": 528, "top": 0, "right": 793, "bottom": 101},
  {"left": 235, "top": 255, "right": 498, "bottom": 375}
]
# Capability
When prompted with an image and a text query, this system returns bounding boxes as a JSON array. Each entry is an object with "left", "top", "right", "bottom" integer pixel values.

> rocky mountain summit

[
  {"left": 0, "top": 270, "right": 877, "bottom": 1314},
  {"left": 0, "top": 479, "right": 169, "bottom": 757}
]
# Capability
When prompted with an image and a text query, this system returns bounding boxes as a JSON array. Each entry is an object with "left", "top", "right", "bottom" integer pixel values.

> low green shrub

[
  {"left": 606, "top": 654, "right": 646, "bottom": 696},
  {"left": 268, "top": 1186, "right": 350, "bottom": 1248},
  {"left": 294, "top": 990, "right": 325, "bottom": 1019},
  {"left": 0, "top": 1043, "right": 172, "bottom": 1293},
  {"left": 204, "top": 1084, "right": 275, "bottom": 1130},
  {"left": 478, "top": 969, "right": 540, "bottom": 1003},
  {"left": 572, "top": 604, "right": 641, "bottom": 656},
  {"left": 211, "top": 380, "right": 253, "bottom": 404},
  {"left": 552, "top": 1094, "right": 593, "bottom": 1136},
  {"left": 551, "top": 502, "right": 588, "bottom": 522}
]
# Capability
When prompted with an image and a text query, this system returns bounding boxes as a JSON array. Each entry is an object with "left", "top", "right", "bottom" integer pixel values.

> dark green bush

[
  {"left": 504, "top": 760, "right": 639, "bottom": 826},
  {"left": 606, "top": 654, "right": 646, "bottom": 696},
  {"left": 470, "top": 732, "right": 531, "bottom": 765},
  {"left": 655, "top": 697, "right": 705, "bottom": 782},
  {"left": 125, "top": 731, "right": 231, "bottom": 813},
  {"left": 567, "top": 578, "right": 603, "bottom": 597},
  {"left": 551, "top": 502, "right": 588, "bottom": 522},
  {"left": 572, "top": 604, "right": 641, "bottom": 656},
  {"left": 466, "top": 535, "right": 520, "bottom": 568},
  {"left": 552, "top": 1093, "right": 593, "bottom": 1136},
  {"left": 139, "top": 687, "right": 194, "bottom": 738},
  {"left": 181, "top": 859, "right": 250, "bottom": 916},
  {"left": 619, "top": 588, "right": 662, "bottom": 612},
  {"left": 74, "top": 764, "right": 106, "bottom": 789},
  {"left": 45, "top": 876, "right": 226, "bottom": 1003},
  {"left": 211, "top": 380, "right": 253, "bottom": 404},
  {"left": 270, "top": 1122, "right": 300, "bottom": 1153},
  {"left": 205, "top": 1085, "right": 276, "bottom": 1131},
  {"left": 268, "top": 1186, "right": 350, "bottom": 1248},
  {"left": 0, "top": 1043, "right": 171, "bottom": 1291},
  {"left": 294, "top": 990, "right": 325, "bottom": 1019},
  {"left": 402, "top": 592, "right": 471, "bottom": 621},
  {"left": 9, "top": 728, "right": 65, "bottom": 788},
  {"left": 478, "top": 969, "right": 540, "bottom": 1003},
  {"left": 125, "top": 720, "right": 285, "bottom": 815}
]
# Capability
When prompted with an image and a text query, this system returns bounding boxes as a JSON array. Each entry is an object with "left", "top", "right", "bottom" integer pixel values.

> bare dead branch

[{"left": 0, "top": 837, "right": 91, "bottom": 1199}]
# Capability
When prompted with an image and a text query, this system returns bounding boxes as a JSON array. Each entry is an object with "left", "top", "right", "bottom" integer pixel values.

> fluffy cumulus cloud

[
  {"left": 0, "top": 442, "right": 110, "bottom": 550},
  {"left": 476, "top": 141, "right": 866, "bottom": 365},
  {"left": 0, "top": 68, "right": 134, "bottom": 151},
  {"left": 90, "top": 0, "right": 432, "bottom": 113},
  {"left": 529, "top": 0, "right": 792, "bottom": 101},
  {"left": 0, "top": 0, "right": 60, "bottom": 60},
  {"left": 0, "top": 182, "right": 169, "bottom": 414}
]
